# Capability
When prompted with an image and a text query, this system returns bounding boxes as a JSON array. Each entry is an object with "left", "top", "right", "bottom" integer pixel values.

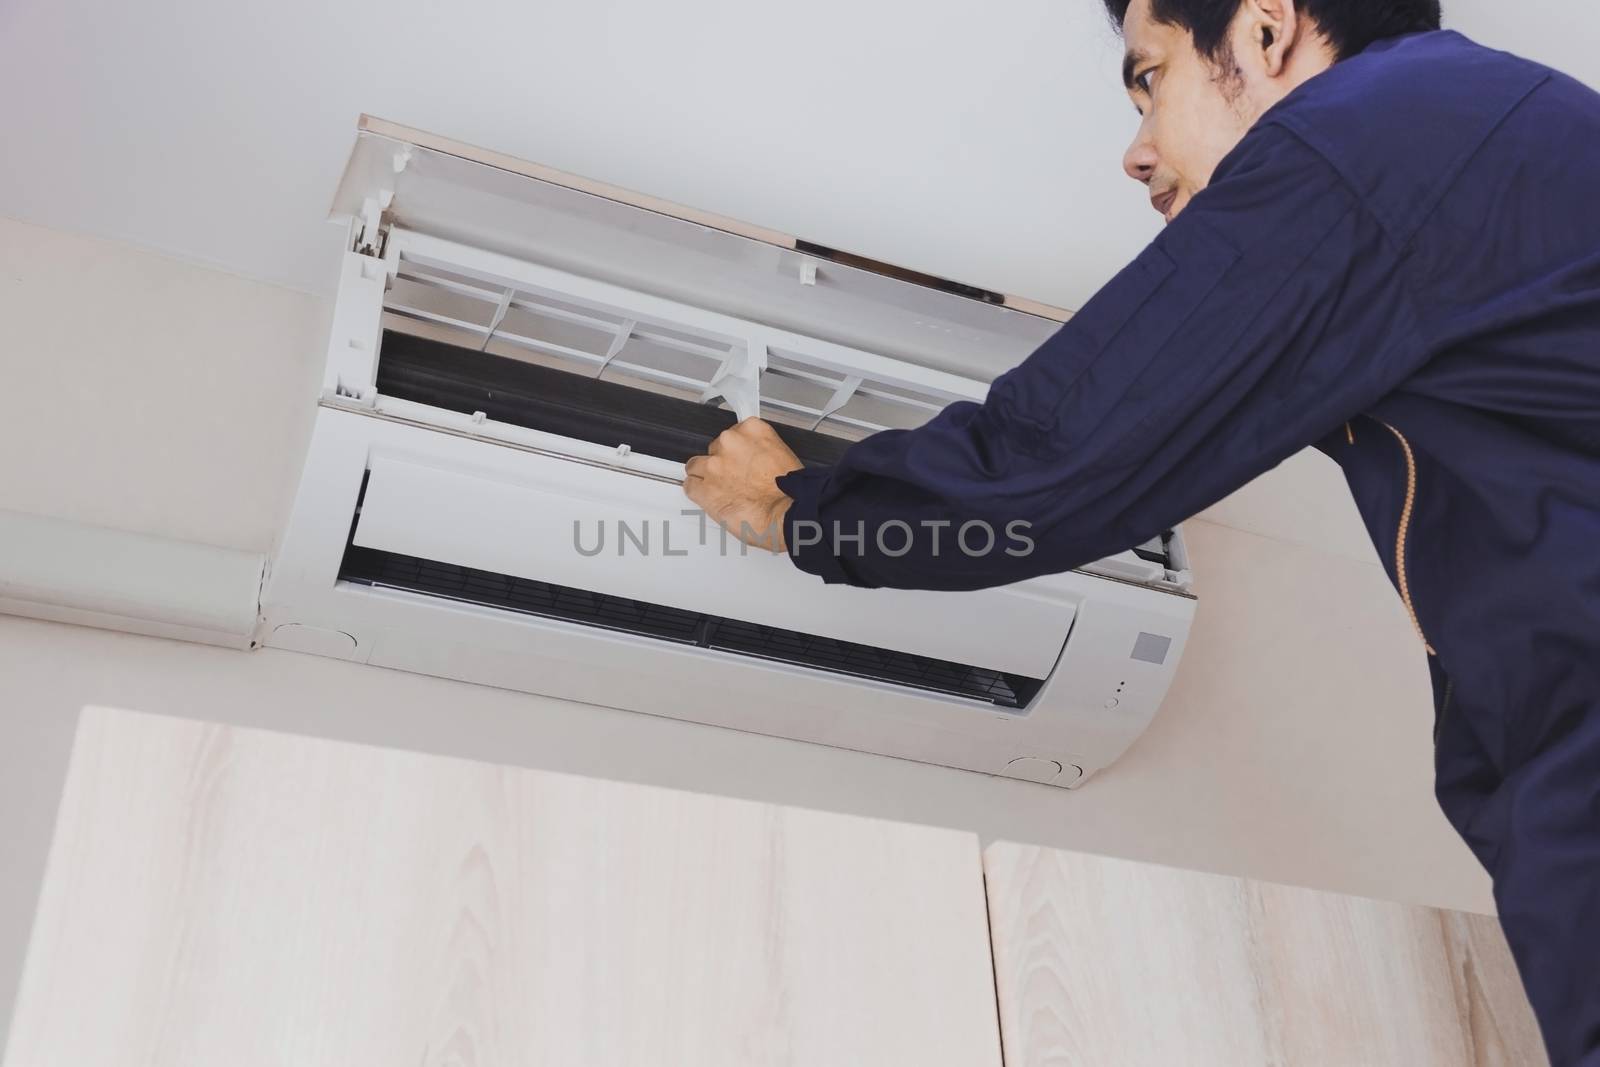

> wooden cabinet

[
  {"left": 4, "top": 708, "right": 1002, "bottom": 1067},
  {"left": 6, "top": 707, "right": 1547, "bottom": 1067},
  {"left": 984, "top": 843, "right": 1546, "bottom": 1067}
]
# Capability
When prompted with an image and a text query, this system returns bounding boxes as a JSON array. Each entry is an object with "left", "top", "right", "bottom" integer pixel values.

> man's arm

[{"left": 694, "top": 123, "right": 1425, "bottom": 590}]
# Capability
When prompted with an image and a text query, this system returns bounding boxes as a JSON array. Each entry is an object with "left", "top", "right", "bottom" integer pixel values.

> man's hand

[{"left": 683, "top": 418, "right": 804, "bottom": 553}]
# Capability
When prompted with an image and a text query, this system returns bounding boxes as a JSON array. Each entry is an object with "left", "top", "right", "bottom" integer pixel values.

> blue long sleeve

[{"left": 777, "top": 122, "right": 1425, "bottom": 590}]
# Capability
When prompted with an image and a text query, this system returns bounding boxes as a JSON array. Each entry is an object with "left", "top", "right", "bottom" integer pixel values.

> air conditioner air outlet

[{"left": 338, "top": 544, "right": 1046, "bottom": 710}]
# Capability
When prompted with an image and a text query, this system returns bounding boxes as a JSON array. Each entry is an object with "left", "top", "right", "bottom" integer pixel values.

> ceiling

[{"left": 1, "top": 0, "right": 1593, "bottom": 313}]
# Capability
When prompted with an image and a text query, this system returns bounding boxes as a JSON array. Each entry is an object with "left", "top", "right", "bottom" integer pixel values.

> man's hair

[{"left": 1103, "top": 0, "right": 1442, "bottom": 62}]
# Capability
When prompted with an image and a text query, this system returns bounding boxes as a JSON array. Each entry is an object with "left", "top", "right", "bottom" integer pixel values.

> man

[{"left": 684, "top": 0, "right": 1600, "bottom": 1061}]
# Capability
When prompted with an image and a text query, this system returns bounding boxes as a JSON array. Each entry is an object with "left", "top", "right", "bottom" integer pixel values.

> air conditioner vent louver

[
  {"left": 343, "top": 544, "right": 705, "bottom": 643},
  {"left": 381, "top": 250, "right": 970, "bottom": 443},
  {"left": 339, "top": 544, "right": 1045, "bottom": 710},
  {"left": 706, "top": 618, "right": 1041, "bottom": 707}
]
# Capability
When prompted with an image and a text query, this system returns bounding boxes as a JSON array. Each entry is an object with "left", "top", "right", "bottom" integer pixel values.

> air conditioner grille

[
  {"left": 340, "top": 545, "right": 1043, "bottom": 710},
  {"left": 383, "top": 252, "right": 969, "bottom": 441}
]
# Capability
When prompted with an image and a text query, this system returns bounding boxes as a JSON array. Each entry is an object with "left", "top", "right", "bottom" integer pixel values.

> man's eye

[{"left": 1136, "top": 71, "right": 1154, "bottom": 95}]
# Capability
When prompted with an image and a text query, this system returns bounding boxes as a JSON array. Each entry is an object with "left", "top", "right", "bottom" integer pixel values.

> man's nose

[{"left": 1123, "top": 137, "right": 1158, "bottom": 184}]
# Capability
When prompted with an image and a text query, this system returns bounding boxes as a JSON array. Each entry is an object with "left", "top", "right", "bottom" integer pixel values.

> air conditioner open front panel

[{"left": 334, "top": 117, "right": 1070, "bottom": 379}]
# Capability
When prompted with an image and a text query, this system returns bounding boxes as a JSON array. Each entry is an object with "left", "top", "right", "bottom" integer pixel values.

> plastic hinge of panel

[
  {"left": 352, "top": 148, "right": 410, "bottom": 257},
  {"left": 1081, "top": 552, "right": 1166, "bottom": 586},
  {"left": 701, "top": 335, "right": 768, "bottom": 422},
  {"left": 354, "top": 191, "right": 392, "bottom": 257},
  {"left": 321, "top": 249, "right": 389, "bottom": 403},
  {"left": 1164, "top": 530, "right": 1196, "bottom": 593}
]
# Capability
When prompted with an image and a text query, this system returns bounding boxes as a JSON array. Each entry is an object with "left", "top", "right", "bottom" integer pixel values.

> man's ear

[{"left": 1243, "top": 0, "right": 1300, "bottom": 77}]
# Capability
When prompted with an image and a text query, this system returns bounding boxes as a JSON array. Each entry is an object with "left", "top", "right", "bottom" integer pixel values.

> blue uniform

[{"left": 776, "top": 30, "right": 1600, "bottom": 1064}]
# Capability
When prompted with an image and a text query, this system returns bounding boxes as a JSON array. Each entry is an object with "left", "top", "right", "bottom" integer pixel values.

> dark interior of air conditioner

[{"left": 376, "top": 331, "right": 855, "bottom": 467}]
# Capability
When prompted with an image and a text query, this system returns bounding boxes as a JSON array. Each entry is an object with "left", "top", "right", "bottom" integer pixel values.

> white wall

[
  {"left": 3, "top": 0, "right": 1589, "bottom": 319},
  {"left": 0, "top": 215, "right": 1494, "bottom": 1035},
  {"left": 0, "top": 0, "right": 1151, "bottom": 312},
  {"left": 0, "top": 216, "right": 326, "bottom": 553}
]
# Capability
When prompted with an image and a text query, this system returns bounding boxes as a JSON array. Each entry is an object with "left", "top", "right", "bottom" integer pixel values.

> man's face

[{"left": 1118, "top": 0, "right": 1269, "bottom": 222}]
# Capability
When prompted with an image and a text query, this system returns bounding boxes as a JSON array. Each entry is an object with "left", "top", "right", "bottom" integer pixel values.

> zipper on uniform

[
  {"left": 1356, "top": 417, "right": 1448, "bottom": 741},
  {"left": 1376, "top": 419, "right": 1437, "bottom": 657}
]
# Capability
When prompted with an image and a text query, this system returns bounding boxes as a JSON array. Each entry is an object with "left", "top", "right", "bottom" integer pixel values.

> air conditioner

[{"left": 262, "top": 116, "right": 1197, "bottom": 788}]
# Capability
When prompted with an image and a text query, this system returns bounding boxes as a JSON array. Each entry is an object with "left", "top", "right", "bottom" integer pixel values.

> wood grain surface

[
  {"left": 984, "top": 843, "right": 1547, "bottom": 1067},
  {"left": 5, "top": 707, "right": 1002, "bottom": 1067}
]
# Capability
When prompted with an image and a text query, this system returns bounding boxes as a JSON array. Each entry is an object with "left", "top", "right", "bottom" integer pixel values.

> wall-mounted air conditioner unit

[{"left": 262, "top": 116, "right": 1196, "bottom": 788}]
